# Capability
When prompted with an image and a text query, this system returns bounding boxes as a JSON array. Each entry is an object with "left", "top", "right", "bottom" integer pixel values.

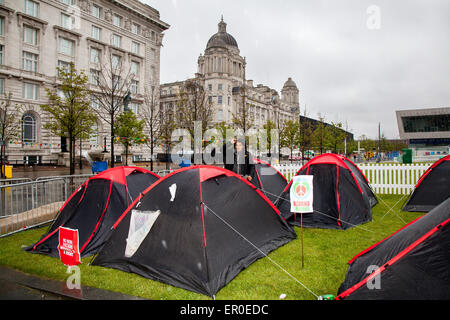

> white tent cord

[
  {"left": 202, "top": 202, "right": 319, "bottom": 299},
  {"left": 377, "top": 194, "right": 408, "bottom": 223},
  {"left": 261, "top": 189, "right": 376, "bottom": 234}
]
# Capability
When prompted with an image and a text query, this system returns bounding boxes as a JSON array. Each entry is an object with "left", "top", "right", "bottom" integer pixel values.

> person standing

[{"left": 232, "top": 139, "right": 255, "bottom": 182}]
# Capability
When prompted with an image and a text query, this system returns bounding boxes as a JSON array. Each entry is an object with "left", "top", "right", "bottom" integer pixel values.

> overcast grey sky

[{"left": 144, "top": 0, "right": 450, "bottom": 139}]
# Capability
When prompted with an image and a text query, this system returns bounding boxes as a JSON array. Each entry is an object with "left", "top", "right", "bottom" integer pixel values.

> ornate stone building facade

[
  {"left": 0, "top": 0, "right": 168, "bottom": 165},
  {"left": 160, "top": 18, "right": 300, "bottom": 131}
]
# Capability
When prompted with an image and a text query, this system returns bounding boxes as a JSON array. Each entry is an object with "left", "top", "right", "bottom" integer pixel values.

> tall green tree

[
  {"left": 216, "top": 121, "right": 232, "bottom": 140},
  {"left": 326, "top": 121, "right": 347, "bottom": 154},
  {"left": 114, "top": 110, "right": 145, "bottom": 166},
  {"left": 298, "top": 110, "right": 314, "bottom": 163},
  {"left": 312, "top": 113, "right": 327, "bottom": 155},
  {"left": 263, "top": 119, "right": 277, "bottom": 157},
  {"left": 176, "top": 79, "right": 214, "bottom": 139},
  {"left": 141, "top": 85, "right": 160, "bottom": 171},
  {"left": 157, "top": 103, "right": 176, "bottom": 170},
  {"left": 175, "top": 79, "right": 214, "bottom": 164},
  {"left": 41, "top": 63, "right": 97, "bottom": 175},
  {"left": 0, "top": 93, "right": 21, "bottom": 178},
  {"left": 280, "top": 120, "right": 299, "bottom": 162},
  {"left": 92, "top": 47, "right": 135, "bottom": 168}
]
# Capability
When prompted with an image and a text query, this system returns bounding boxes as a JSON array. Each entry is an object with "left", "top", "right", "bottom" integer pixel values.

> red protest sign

[{"left": 58, "top": 227, "right": 81, "bottom": 266}]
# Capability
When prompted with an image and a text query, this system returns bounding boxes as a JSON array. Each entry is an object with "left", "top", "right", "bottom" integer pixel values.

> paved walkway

[{"left": 0, "top": 266, "right": 146, "bottom": 300}]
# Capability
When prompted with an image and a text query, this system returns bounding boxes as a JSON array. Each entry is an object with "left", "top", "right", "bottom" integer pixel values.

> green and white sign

[{"left": 290, "top": 175, "right": 314, "bottom": 213}]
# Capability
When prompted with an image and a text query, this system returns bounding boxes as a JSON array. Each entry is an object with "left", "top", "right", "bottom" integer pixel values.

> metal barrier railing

[
  {"left": 0, "top": 170, "right": 169, "bottom": 237},
  {"left": 0, "top": 178, "right": 67, "bottom": 237},
  {"left": 0, "top": 178, "right": 33, "bottom": 186},
  {"left": 36, "top": 174, "right": 93, "bottom": 195}
]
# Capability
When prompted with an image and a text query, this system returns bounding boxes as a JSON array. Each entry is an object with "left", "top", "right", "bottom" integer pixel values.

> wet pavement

[{"left": 0, "top": 266, "right": 146, "bottom": 300}]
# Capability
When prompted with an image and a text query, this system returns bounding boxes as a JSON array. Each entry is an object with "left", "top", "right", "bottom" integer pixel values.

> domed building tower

[
  {"left": 197, "top": 17, "right": 246, "bottom": 123},
  {"left": 281, "top": 77, "right": 300, "bottom": 111}
]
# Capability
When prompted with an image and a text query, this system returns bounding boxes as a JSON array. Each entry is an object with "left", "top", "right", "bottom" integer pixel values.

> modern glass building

[{"left": 396, "top": 107, "right": 450, "bottom": 147}]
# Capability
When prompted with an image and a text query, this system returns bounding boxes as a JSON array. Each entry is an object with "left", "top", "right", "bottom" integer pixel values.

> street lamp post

[{"left": 102, "top": 136, "right": 107, "bottom": 153}]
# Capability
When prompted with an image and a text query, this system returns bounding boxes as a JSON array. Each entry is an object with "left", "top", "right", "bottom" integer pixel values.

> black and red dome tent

[
  {"left": 276, "top": 153, "right": 375, "bottom": 229},
  {"left": 92, "top": 165, "right": 296, "bottom": 297},
  {"left": 25, "top": 167, "right": 160, "bottom": 257},
  {"left": 251, "top": 158, "right": 288, "bottom": 204},
  {"left": 403, "top": 155, "right": 450, "bottom": 212},
  {"left": 337, "top": 198, "right": 450, "bottom": 300}
]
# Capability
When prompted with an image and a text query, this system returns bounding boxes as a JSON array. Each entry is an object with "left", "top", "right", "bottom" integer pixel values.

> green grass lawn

[{"left": 0, "top": 194, "right": 423, "bottom": 300}]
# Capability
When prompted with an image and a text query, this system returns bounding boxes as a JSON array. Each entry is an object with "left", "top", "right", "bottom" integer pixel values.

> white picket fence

[{"left": 273, "top": 162, "right": 432, "bottom": 195}]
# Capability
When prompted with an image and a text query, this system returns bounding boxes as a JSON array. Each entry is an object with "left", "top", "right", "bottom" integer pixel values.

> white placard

[{"left": 290, "top": 175, "right": 314, "bottom": 213}]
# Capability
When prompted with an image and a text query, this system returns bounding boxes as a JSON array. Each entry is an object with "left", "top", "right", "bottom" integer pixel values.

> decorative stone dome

[
  {"left": 206, "top": 17, "right": 238, "bottom": 49},
  {"left": 282, "top": 77, "right": 298, "bottom": 89}
]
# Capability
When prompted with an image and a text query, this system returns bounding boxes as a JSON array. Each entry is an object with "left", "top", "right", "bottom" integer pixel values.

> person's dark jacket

[{"left": 232, "top": 150, "right": 255, "bottom": 178}]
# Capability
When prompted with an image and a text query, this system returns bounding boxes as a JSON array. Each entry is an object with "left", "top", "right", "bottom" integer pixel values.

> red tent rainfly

[
  {"left": 92, "top": 165, "right": 296, "bottom": 297},
  {"left": 251, "top": 158, "right": 288, "bottom": 204},
  {"left": 403, "top": 155, "right": 450, "bottom": 212},
  {"left": 25, "top": 166, "right": 160, "bottom": 258},
  {"left": 276, "top": 153, "right": 376, "bottom": 230},
  {"left": 337, "top": 198, "right": 450, "bottom": 300}
]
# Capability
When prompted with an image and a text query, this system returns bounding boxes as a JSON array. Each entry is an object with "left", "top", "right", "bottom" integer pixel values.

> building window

[
  {"left": 131, "top": 23, "right": 140, "bottom": 35},
  {"left": 60, "top": 13, "right": 72, "bottom": 29},
  {"left": 217, "top": 109, "right": 223, "bottom": 121},
  {"left": 58, "top": 37, "right": 74, "bottom": 56},
  {"left": 24, "top": 0, "right": 39, "bottom": 18},
  {"left": 89, "top": 69, "right": 99, "bottom": 85},
  {"left": 23, "top": 25, "right": 38, "bottom": 45},
  {"left": 0, "top": 78, "right": 4, "bottom": 94},
  {"left": 112, "top": 75, "right": 120, "bottom": 89},
  {"left": 22, "top": 51, "right": 38, "bottom": 72},
  {"left": 89, "top": 122, "right": 99, "bottom": 146},
  {"left": 0, "top": 45, "right": 3, "bottom": 65},
  {"left": 151, "top": 65, "right": 155, "bottom": 81},
  {"left": 150, "top": 48, "right": 155, "bottom": 60},
  {"left": 22, "top": 113, "right": 37, "bottom": 143},
  {"left": 57, "top": 60, "right": 70, "bottom": 75},
  {"left": 112, "top": 14, "right": 122, "bottom": 27},
  {"left": 218, "top": 96, "right": 223, "bottom": 105},
  {"left": 57, "top": 88, "right": 68, "bottom": 100},
  {"left": 402, "top": 115, "right": 450, "bottom": 133},
  {"left": 129, "top": 102, "right": 139, "bottom": 114},
  {"left": 208, "top": 84, "right": 212, "bottom": 91},
  {"left": 61, "top": 0, "right": 75, "bottom": 5},
  {"left": 218, "top": 83, "right": 222, "bottom": 91},
  {"left": 130, "top": 80, "right": 138, "bottom": 94},
  {"left": 22, "top": 82, "right": 38, "bottom": 100},
  {"left": 90, "top": 47, "right": 100, "bottom": 64},
  {"left": 92, "top": 5, "right": 101, "bottom": 18},
  {"left": 130, "top": 61, "right": 139, "bottom": 76},
  {"left": 0, "top": 16, "right": 4, "bottom": 36},
  {"left": 228, "top": 96, "right": 230, "bottom": 106},
  {"left": 111, "top": 54, "right": 121, "bottom": 70},
  {"left": 91, "top": 25, "right": 101, "bottom": 40},
  {"left": 111, "top": 34, "right": 121, "bottom": 47},
  {"left": 90, "top": 95, "right": 100, "bottom": 110},
  {"left": 131, "top": 41, "right": 140, "bottom": 55},
  {"left": 208, "top": 96, "right": 212, "bottom": 104}
]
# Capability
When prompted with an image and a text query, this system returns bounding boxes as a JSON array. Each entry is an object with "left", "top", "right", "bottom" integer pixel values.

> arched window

[{"left": 22, "top": 113, "right": 36, "bottom": 143}]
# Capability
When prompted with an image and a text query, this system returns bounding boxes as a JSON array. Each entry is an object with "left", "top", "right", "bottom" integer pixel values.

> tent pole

[{"left": 301, "top": 213, "right": 304, "bottom": 268}]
